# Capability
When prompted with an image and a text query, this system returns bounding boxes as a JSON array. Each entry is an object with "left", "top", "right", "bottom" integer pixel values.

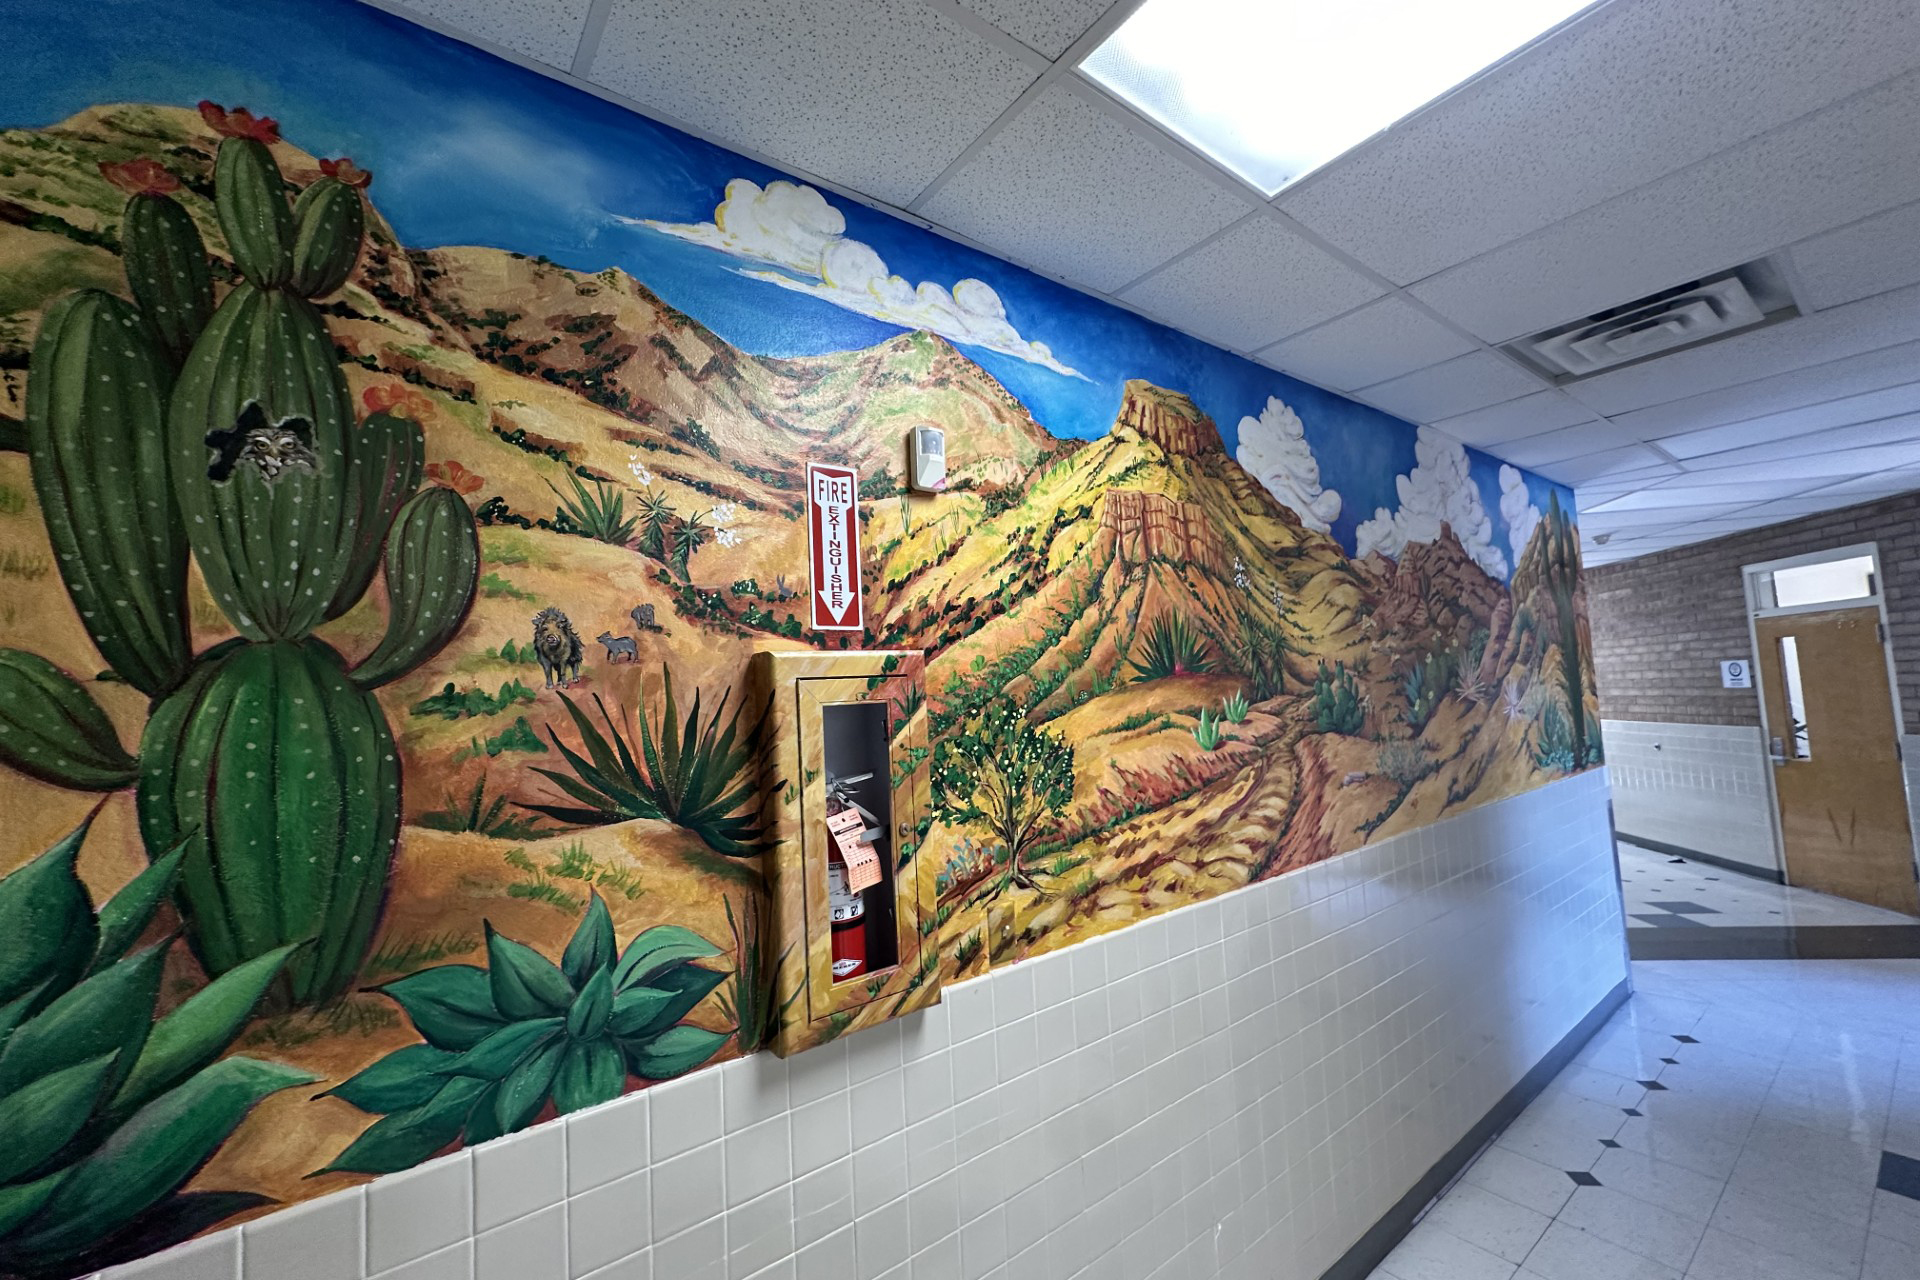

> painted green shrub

[
  {"left": 321, "top": 895, "right": 728, "bottom": 1174},
  {"left": 0, "top": 113, "right": 480, "bottom": 1006},
  {"left": 0, "top": 816, "right": 310, "bottom": 1279},
  {"left": 1310, "top": 660, "right": 1363, "bottom": 736}
]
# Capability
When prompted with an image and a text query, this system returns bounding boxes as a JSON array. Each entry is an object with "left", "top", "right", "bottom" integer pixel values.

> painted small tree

[{"left": 932, "top": 700, "right": 1074, "bottom": 893}]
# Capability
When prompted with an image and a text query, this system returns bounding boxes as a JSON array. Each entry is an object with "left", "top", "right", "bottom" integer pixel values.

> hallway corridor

[{"left": 1370, "top": 959, "right": 1920, "bottom": 1279}]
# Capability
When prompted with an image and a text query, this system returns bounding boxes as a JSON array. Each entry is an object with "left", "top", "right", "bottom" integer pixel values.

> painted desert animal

[
  {"left": 531, "top": 608, "right": 584, "bottom": 688},
  {"left": 630, "top": 603, "right": 656, "bottom": 630},
  {"left": 597, "top": 632, "right": 639, "bottom": 662}
]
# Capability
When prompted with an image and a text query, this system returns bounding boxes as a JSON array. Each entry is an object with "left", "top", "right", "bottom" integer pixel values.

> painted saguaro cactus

[{"left": 0, "top": 106, "right": 480, "bottom": 1006}]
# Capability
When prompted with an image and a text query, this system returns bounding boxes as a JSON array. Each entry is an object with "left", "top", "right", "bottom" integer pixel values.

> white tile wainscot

[
  {"left": 96, "top": 769, "right": 1625, "bottom": 1280},
  {"left": 1602, "top": 719, "right": 1783, "bottom": 879}
]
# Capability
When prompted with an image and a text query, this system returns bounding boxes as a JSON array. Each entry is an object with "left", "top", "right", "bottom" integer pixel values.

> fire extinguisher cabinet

[{"left": 749, "top": 649, "right": 939, "bottom": 1057}]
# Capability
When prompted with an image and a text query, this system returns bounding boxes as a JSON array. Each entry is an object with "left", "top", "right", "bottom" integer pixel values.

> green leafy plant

[
  {"left": 524, "top": 667, "right": 776, "bottom": 856},
  {"left": 1128, "top": 612, "right": 1215, "bottom": 682},
  {"left": 0, "top": 815, "right": 312, "bottom": 1278},
  {"left": 1192, "top": 707, "right": 1224, "bottom": 751},
  {"left": 670, "top": 508, "right": 711, "bottom": 579},
  {"left": 1310, "top": 661, "right": 1364, "bottom": 736},
  {"left": 412, "top": 679, "right": 538, "bottom": 721},
  {"left": 1221, "top": 691, "right": 1250, "bottom": 725},
  {"left": 0, "top": 117, "right": 480, "bottom": 1005},
  {"left": 932, "top": 699, "right": 1075, "bottom": 893},
  {"left": 419, "top": 774, "right": 552, "bottom": 840},
  {"left": 952, "top": 930, "right": 983, "bottom": 971},
  {"left": 714, "top": 897, "right": 796, "bottom": 1054},
  {"left": 637, "top": 491, "right": 676, "bottom": 560},
  {"left": 1401, "top": 645, "right": 1460, "bottom": 731},
  {"left": 321, "top": 896, "right": 728, "bottom": 1175}
]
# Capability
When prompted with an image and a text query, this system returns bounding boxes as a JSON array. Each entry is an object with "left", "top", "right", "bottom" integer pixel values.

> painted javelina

[
  {"left": 531, "top": 607, "right": 584, "bottom": 688},
  {"left": 596, "top": 631, "right": 638, "bottom": 662}
]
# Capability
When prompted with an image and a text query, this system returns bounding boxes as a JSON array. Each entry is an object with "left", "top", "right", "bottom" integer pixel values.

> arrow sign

[{"left": 807, "top": 463, "right": 864, "bottom": 632}]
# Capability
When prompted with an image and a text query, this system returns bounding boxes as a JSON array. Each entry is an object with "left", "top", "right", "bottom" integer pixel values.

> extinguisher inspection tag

[
  {"left": 827, "top": 860, "right": 864, "bottom": 922},
  {"left": 826, "top": 807, "right": 882, "bottom": 893}
]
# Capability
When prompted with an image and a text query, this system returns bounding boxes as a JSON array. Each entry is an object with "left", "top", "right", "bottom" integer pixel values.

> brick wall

[{"left": 1587, "top": 490, "right": 1920, "bottom": 733}]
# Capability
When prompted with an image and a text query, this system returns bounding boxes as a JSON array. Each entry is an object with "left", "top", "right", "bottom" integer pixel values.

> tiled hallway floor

[
  {"left": 1369, "top": 959, "right": 1920, "bottom": 1279},
  {"left": 1619, "top": 842, "right": 1916, "bottom": 929}
]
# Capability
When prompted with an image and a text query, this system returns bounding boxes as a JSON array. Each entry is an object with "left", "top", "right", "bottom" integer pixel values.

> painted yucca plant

[
  {"left": 321, "top": 895, "right": 728, "bottom": 1175},
  {"left": 1127, "top": 612, "right": 1215, "bottom": 682},
  {"left": 1221, "top": 691, "right": 1250, "bottom": 724},
  {"left": 0, "top": 109, "right": 481, "bottom": 1006},
  {"left": 0, "top": 816, "right": 311, "bottom": 1280},
  {"left": 548, "top": 472, "right": 638, "bottom": 546},
  {"left": 522, "top": 667, "right": 776, "bottom": 856},
  {"left": 713, "top": 897, "right": 796, "bottom": 1053}
]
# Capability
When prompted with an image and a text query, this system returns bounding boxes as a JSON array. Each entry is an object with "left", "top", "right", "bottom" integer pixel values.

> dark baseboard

[
  {"left": 1631, "top": 925, "right": 1920, "bottom": 960},
  {"left": 1617, "top": 832, "right": 1785, "bottom": 883},
  {"left": 1317, "top": 978, "right": 1632, "bottom": 1280}
]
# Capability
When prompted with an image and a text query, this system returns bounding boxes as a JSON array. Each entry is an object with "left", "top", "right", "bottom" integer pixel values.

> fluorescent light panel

[{"left": 1082, "top": 0, "right": 1595, "bottom": 196}]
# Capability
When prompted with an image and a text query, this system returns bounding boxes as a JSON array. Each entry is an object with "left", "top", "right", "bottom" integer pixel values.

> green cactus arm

[
  {"left": 26, "top": 290, "right": 192, "bottom": 693},
  {"left": 123, "top": 191, "right": 213, "bottom": 368},
  {"left": 0, "top": 651, "right": 139, "bottom": 792},
  {"left": 167, "top": 287, "right": 355, "bottom": 639},
  {"left": 213, "top": 137, "right": 295, "bottom": 288},
  {"left": 326, "top": 410, "right": 424, "bottom": 621},
  {"left": 290, "top": 178, "right": 366, "bottom": 297},
  {"left": 0, "top": 1055, "right": 316, "bottom": 1267},
  {"left": 351, "top": 485, "right": 480, "bottom": 690}
]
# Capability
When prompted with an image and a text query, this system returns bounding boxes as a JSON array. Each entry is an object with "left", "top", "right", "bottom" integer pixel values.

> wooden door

[{"left": 1755, "top": 607, "right": 1920, "bottom": 915}]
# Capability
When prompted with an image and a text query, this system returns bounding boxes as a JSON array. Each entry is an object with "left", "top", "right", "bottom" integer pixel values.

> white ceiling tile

[
  {"left": 1562, "top": 282, "right": 1920, "bottom": 416},
  {"left": 960, "top": 0, "right": 1110, "bottom": 58},
  {"left": 1275, "top": 0, "right": 1920, "bottom": 285},
  {"left": 1491, "top": 421, "right": 1644, "bottom": 468},
  {"left": 1791, "top": 199, "right": 1920, "bottom": 310},
  {"left": 588, "top": 0, "right": 1038, "bottom": 205},
  {"left": 1656, "top": 380, "right": 1920, "bottom": 458},
  {"left": 1352, "top": 351, "right": 1543, "bottom": 423},
  {"left": 1255, "top": 296, "right": 1473, "bottom": 391},
  {"left": 392, "top": 0, "right": 595, "bottom": 66},
  {"left": 1672, "top": 413, "right": 1920, "bottom": 471},
  {"left": 1589, "top": 482, "right": 1819, "bottom": 512},
  {"left": 1804, "top": 470, "right": 1920, "bottom": 499},
  {"left": 1608, "top": 339, "right": 1920, "bottom": 438},
  {"left": 1538, "top": 444, "right": 1675, "bottom": 487},
  {"left": 1427, "top": 390, "right": 1602, "bottom": 450},
  {"left": 1119, "top": 214, "right": 1384, "bottom": 352},
  {"left": 1406, "top": 70, "right": 1920, "bottom": 343},
  {"left": 916, "top": 84, "right": 1249, "bottom": 291},
  {"left": 1663, "top": 440, "right": 1920, "bottom": 486}
]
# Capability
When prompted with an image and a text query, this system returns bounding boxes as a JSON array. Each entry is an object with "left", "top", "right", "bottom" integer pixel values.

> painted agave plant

[
  {"left": 0, "top": 816, "right": 311, "bottom": 1280},
  {"left": 0, "top": 104, "right": 481, "bottom": 1006},
  {"left": 320, "top": 894, "right": 730, "bottom": 1175}
]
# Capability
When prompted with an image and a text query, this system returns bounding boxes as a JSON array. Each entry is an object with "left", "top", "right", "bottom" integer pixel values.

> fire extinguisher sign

[{"left": 807, "top": 463, "right": 864, "bottom": 632}]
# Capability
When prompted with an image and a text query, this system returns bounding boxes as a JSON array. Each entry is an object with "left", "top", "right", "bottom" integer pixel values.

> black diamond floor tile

[
  {"left": 1673, "top": 1035, "right": 1699, "bottom": 1044},
  {"left": 1599, "top": 1139, "right": 1621, "bottom": 1149},
  {"left": 1639, "top": 1080, "right": 1669, "bottom": 1091},
  {"left": 1623, "top": 1108, "right": 1643, "bottom": 1117},
  {"left": 1567, "top": 1171, "right": 1602, "bottom": 1187},
  {"left": 1879, "top": 1151, "right": 1920, "bottom": 1201},
  {"left": 1646, "top": 901, "right": 1722, "bottom": 915}
]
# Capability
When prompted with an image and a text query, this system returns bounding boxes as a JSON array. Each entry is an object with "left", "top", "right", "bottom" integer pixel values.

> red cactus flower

[
  {"left": 197, "top": 100, "right": 281, "bottom": 144},
  {"left": 98, "top": 158, "right": 180, "bottom": 196},
  {"left": 362, "top": 383, "right": 436, "bottom": 422},
  {"left": 320, "top": 157, "right": 373, "bottom": 189},
  {"left": 425, "top": 460, "right": 485, "bottom": 496}
]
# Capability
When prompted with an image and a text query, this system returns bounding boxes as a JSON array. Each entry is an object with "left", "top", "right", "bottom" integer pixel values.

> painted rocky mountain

[{"left": 0, "top": 104, "right": 1597, "bottom": 1205}]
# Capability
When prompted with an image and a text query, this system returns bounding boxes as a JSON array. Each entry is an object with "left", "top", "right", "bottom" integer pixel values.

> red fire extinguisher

[{"left": 828, "top": 845, "right": 867, "bottom": 982}]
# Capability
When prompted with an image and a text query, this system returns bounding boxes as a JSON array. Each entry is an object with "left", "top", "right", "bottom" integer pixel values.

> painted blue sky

[{"left": 3, "top": 0, "right": 1571, "bottom": 574}]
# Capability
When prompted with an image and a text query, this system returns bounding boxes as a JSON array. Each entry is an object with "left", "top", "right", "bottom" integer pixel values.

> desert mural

[{"left": 0, "top": 0, "right": 1599, "bottom": 1272}]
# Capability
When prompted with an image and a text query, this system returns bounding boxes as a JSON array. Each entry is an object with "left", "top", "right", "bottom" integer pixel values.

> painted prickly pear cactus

[{"left": 0, "top": 104, "right": 480, "bottom": 1007}]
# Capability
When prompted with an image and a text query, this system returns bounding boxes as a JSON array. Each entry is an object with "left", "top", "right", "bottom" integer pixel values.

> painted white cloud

[
  {"left": 1500, "top": 464, "right": 1542, "bottom": 566},
  {"left": 1235, "top": 396, "right": 1340, "bottom": 533},
  {"left": 1355, "top": 426, "right": 1509, "bottom": 579},
  {"left": 641, "top": 178, "right": 1086, "bottom": 379}
]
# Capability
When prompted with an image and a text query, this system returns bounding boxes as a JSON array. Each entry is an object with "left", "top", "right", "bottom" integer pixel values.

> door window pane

[
  {"left": 1759, "top": 555, "right": 1876, "bottom": 609},
  {"left": 1779, "top": 635, "right": 1811, "bottom": 760}
]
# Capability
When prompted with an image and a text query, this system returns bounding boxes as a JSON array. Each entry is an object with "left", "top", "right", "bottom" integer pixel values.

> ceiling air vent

[{"left": 1502, "top": 258, "right": 1798, "bottom": 383}]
